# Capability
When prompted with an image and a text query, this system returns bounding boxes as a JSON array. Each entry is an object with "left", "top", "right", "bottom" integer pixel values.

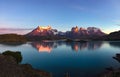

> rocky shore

[
  {"left": 99, "top": 53, "right": 120, "bottom": 77},
  {"left": 0, "top": 51, "right": 51, "bottom": 77}
]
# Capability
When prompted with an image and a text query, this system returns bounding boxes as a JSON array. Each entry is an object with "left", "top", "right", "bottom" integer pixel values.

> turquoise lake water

[{"left": 0, "top": 41, "right": 120, "bottom": 77}]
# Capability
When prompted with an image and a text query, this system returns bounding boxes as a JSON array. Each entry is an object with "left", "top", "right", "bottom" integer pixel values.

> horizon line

[{"left": 0, "top": 26, "right": 119, "bottom": 34}]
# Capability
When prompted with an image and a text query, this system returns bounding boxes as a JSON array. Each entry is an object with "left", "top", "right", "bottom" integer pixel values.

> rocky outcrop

[
  {"left": 0, "top": 51, "right": 51, "bottom": 77},
  {"left": 99, "top": 53, "right": 120, "bottom": 77},
  {"left": 113, "top": 54, "right": 120, "bottom": 63}
]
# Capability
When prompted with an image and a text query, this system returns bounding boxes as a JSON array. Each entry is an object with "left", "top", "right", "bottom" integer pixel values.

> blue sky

[{"left": 0, "top": 0, "right": 120, "bottom": 34}]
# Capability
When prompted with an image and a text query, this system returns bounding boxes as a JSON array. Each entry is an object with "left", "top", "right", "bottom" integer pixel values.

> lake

[{"left": 0, "top": 41, "right": 120, "bottom": 77}]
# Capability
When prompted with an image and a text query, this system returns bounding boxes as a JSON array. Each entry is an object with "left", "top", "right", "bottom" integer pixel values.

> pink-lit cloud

[{"left": 0, "top": 28, "right": 33, "bottom": 35}]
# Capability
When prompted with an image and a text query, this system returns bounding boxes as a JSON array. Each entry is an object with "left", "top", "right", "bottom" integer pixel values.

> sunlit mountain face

[
  {"left": 36, "top": 26, "right": 52, "bottom": 32},
  {"left": 72, "top": 26, "right": 79, "bottom": 33},
  {"left": 26, "top": 26, "right": 58, "bottom": 36}
]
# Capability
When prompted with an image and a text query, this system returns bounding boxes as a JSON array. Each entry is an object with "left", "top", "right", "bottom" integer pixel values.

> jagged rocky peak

[
  {"left": 71, "top": 26, "right": 79, "bottom": 32},
  {"left": 69, "top": 26, "right": 105, "bottom": 36},
  {"left": 79, "top": 27, "right": 86, "bottom": 31},
  {"left": 87, "top": 27, "right": 101, "bottom": 32},
  {"left": 36, "top": 26, "right": 52, "bottom": 31},
  {"left": 86, "top": 27, "right": 105, "bottom": 36},
  {"left": 26, "top": 26, "right": 58, "bottom": 36},
  {"left": 71, "top": 26, "right": 102, "bottom": 32}
]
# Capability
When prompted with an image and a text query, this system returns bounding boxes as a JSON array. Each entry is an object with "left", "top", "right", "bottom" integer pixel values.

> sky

[{"left": 0, "top": 0, "right": 120, "bottom": 34}]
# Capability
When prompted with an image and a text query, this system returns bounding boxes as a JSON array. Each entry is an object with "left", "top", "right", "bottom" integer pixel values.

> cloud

[
  {"left": 116, "top": 24, "right": 120, "bottom": 26},
  {"left": 0, "top": 28, "right": 33, "bottom": 35}
]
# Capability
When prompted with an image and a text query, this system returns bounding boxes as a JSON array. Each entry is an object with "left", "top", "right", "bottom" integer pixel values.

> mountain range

[
  {"left": 26, "top": 26, "right": 106, "bottom": 40},
  {"left": 0, "top": 26, "right": 119, "bottom": 42}
]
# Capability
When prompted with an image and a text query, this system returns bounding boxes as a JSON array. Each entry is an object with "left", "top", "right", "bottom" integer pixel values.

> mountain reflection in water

[
  {"left": 31, "top": 42, "right": 54, "bottom": 53},
  {"left": 31, "top": 41, "right": 103, "bottom": 52},
  {"left": 0, "top": 41, "right": 120, "bottom": 77}
]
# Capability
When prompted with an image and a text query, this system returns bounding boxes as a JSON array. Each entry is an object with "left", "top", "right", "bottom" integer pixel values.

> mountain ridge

[{"left": 26, "top": 26, "right": 106, "bottom": 40}]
